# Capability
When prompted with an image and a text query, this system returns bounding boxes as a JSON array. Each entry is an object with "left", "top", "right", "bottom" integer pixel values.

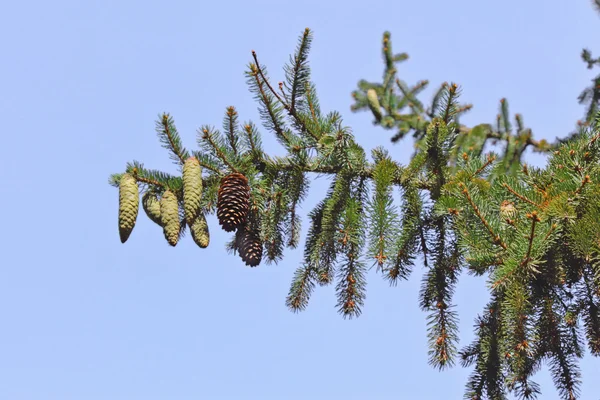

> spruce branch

[
  {"left": 157, "top": 113, "right": 190, "bottom": 167},
  {"left": 438, "top": 83, "right": 461, "bottom": 124},
  {"left": 224, "top": 106, "right": 240, "bottom": 155},
  {"left": 581, "top": 267, "right": 600, "bottom": 355},
  {"left": 109, "top": 24, "right": 600, "bottom": 400},
  {"left": 135, "top": 174, "right": 164, "bottom": 188},
  {"left": 385, "top": 186, "right": 421, "bottom": 283},
  {"left": 251, "top": 52, "right": 287, "bottom": 107},
  {"left": 335, "top": 196, "right": 367, "bottom": 319},
  {"left": 190, "top": 150, "right": 221, "bottom": 174},
  {"left": 502, "top": 182, "right": 540, "bottom": 207},
  {"left": 460, "top": 183, "right": 508, "bottom": 250},
  {"left": 420, "top": 218, "right": 460, "bottom": 371},
  {"left": 367, "top": 149, "right": 399, "bottom": 271},
  {"left": 521, "top": 211, "right": 541, "bottom": 269},
  {"left": 315, "top": 175, "right": 351, "bottom": 285},
  {"left": 285, "top": 27, "right": 312, "bottom": 113},
  {"left": 198, "top": 126, "right": 238, "bottom": 173},
  {"left": 286, "top": 263, "right": 317, "bottom": 312},
  {"left": 247, "top": 62, "right": 291, "bottom": 145},
  {"left": 462, "top": 297, "right": 508, "bottom": 400},
  {"left": 306, "top": 82, "right": 320, "bottom": 123}
]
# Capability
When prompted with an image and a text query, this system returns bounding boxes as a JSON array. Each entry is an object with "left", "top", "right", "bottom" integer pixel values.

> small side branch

[
  {"left": 201, "top": 128, "right": 238, "bottom": 173},
  {"left": 521, "top": 211, "right": 540, "bottom": 268},
  {"left": 473, "top": 154, "right": 497, "bottom": 177},
  {"left": 502, "top": 183, "right": 540, "bottom": 207},
  {"left": 460, "top": 183, "right": 507, "bottom": 250},
  {"left": 249, "top": 63, "right": 291, "bottom": 143},
  {"left": 253, "top": 51, "right": 320, "bottom": 142},
  {"left": 574, "top": 175, "right": 591, "bottom": 196}
]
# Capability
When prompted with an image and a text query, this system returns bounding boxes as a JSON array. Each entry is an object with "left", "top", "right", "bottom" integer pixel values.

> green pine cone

[
  {"left": 190, "top": 213, "right": 210, "bottom": 249},
  {"left": 160, "top": 189, "right": 180, "bottom": 246},
  {"left": 366, "top": 89, "right": 382, "bottom": 121},
  {"left": 183, "top": 156, "right": 203, "bottom": 225},
  {"left": 118, "top": 173, "right": 139, "bottom": 243},
  {"left": 142, "top": 191, "right": 162, "bottom": 226}
]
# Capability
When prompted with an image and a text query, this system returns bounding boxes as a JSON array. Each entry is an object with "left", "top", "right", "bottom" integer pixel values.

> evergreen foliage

[{"left": 108, "top": 10, "right": 600, "bottom": 399}]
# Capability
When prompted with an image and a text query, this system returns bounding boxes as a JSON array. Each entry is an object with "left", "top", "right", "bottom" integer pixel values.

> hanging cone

[
  {"left": 500, "top": 200, "right": 517, "bottom": 220},
  {"left": 118, "top": 173, "right": 139, "bottom": 243},
  {"left": 217, "top": 172, "right": 250, "bottom": 232},
  {"left": 235, "top": 224, "right": 263, "bottom": 267},
  {"left": 183, "top": 156, "right": 203, "bottom": 225},
  {"left": 160, "top": 190, "right": 180, "bottom": 246},
  {"left": 190, "top": 213, "right": 210, "bottom": 249},
  {"left": 366, "top": 88, "right": 382, "bottom": 121},
  {"left": 142, "top": 191, "right": 162, "bottom": 226}
]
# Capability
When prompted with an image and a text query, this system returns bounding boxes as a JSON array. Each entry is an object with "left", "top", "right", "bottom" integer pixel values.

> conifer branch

[
  {"left": 521, "top": 211, "right": 540, "bottom": 269},
  {"left": 254, "top": 49, "right": 321, "bottom": 143},
  {"left": 440, "top": 83, "right": 460, "bottom": 124},
  {"left": 581, "top": 268, "right": 600, "bottom": 355},
  {"left": 306, "top": 82, "right": 319, "bottom": 122},
  {"left": 110, "top": 26, "right": 600, "bottom": 400},
  {"left": 190, "top": 150, "right": 221, "bottom": 174},
  {"left": 502, "top": 182, "right": 540, "bottom": 207},
  {"left": 199, "top": 127, "right": 238, "bottom": 173},
  {"left": 135, "top": 174, "right": 164, "bottom": 188},
  {"left": 288, "top": 196, "right": 300, "bottom": 247},
  {"left": 287, "top": 28, "right": 311, "bottom": 112},
  {"left": 224, "top": 106, "right": 239, "bottom": 155},
  {"left": 385, "top": 186, "right": 421, "bottom": 283},
  {"left": 244, "top": 124, "right": 259, "bottom": 154},
  {"left": 248, "top": 62, "right": 290, "bottom": 144},
  {"left": 251, "top": 53, "right": 289, "bottom": 113},
  {"left": 336, "top": 193, "right": 367, "bottom": 319},
  {"left": 419, "top": 223, "right": 429, "bottom": 268},
  {"left": 473, "top": 154, "right": 496, "bottom": 177},
  {"left": 286, "top": 263, "right": 316, "bottom": 312},
  {"left": 395, "top": 78, "right": 425, "bottom": 113},
  {"left": 460, "top": 183, "right": 507, "bottom": 250},
  {"left": 157, "top": 113, "right": 190, "bottom": 167},
  {"left": 573, "top": 175, "right": 591, "bottom": 196}
]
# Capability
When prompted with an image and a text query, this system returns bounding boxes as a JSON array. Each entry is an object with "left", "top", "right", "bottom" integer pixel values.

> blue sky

[{"left": 2, "top": 0, "right": 600, "bottom": 399}]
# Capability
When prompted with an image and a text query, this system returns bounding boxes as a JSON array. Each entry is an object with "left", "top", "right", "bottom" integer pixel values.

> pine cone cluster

[
  {"left": 118, "top": 167, "right": 260, "bottom": 265},
  {"left": 217, "top": 172, "right": 263, "bottom": 267},
  {"left": 217, "top": 173, "right": 250, "bottom": 232},
  {"left": 117, "top": 157, "right": 211, "bottom": 249}
]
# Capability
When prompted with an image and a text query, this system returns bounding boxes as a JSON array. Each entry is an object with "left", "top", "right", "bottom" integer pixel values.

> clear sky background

[{"left": 2, "top": 0, "right": 600, "bottom": 399}]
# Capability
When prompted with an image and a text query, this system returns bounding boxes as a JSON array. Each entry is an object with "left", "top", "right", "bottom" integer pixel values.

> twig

[
  {"left": 502, "top": 183, "right": 540, "bottom": 207},
  {"left": 473, "top": 154, "right": 497, "bottom": 177},
  {"left": 460, "top": 183, "right": 507, "bottom": 250},
  {"left": 252, "top": 51, "right": 320, "bottom": 142},
  {"left": 161, "top": 115, "right": 187, "bottom": 165},
  {"left": 201, "top": 128, "right": 238, "bottom": 173},
  {"left": 249, "top": 63, "right": 290, "bottom": 142}
]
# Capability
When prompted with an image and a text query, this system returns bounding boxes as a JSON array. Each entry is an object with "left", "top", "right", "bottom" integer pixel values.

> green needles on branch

[{"left": 109, "top": 24, "right": 600, "bottom": 400}]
